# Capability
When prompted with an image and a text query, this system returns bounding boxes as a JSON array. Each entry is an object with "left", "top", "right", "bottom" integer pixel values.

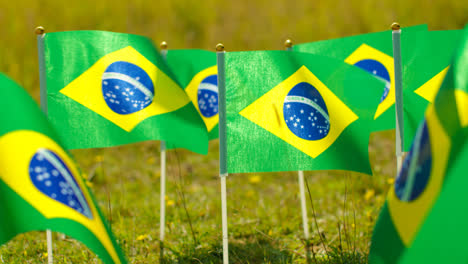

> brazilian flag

[
  {"left": 369, "top": 25, "right": 468, "bottom": 264},
  {"left": 403, "top": 29, "right": 462, "bottom": 152},
  {"left": 223, "top": 51, "right": 385, "bottom": 174},
  {"left": 0, "top": 73, "right": 126, "bottom": 264},
  {"left": 293, "top": 25, "right": 427, "bottom": 134},
  {"left": 42, "top": 31, "right": 208, "bottom": 154},
  {"left": 165, "top": 49, "right": 219, "bottom": 140}
]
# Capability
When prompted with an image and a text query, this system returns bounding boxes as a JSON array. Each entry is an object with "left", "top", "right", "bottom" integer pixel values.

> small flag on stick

[
  {"left": 41, "top": 30, "right": 208, "bottom": 154},
  {"left": 223, "top": 50, "right": 385, "bottom": 174},
  {"left": 369, "top": 24, "right": 468, "bottom": 264},
  {"left": 0, "top": 73, "right": 127, "bottom": 264}
]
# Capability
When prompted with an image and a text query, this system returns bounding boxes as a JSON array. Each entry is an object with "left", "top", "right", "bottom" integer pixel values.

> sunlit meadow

[{"left": 0, "top": 1, "right": 466, "bottom": 263}]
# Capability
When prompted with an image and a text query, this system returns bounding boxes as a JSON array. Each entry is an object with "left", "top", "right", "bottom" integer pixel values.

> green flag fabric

[
  {"left": 293, "top": 25, "right": 427, "bottom": 133},
  {"left": 222, "top": 50, "right": 385, "bottom": 174},
  {"left": 165, "top": 49, "right": 219, "bottom": 140},
  {"left": 42, "top": 30, "right": 208, "bottom": 154},
  {"left": 0, "top": 73, "right": 127, "bottom": 264},
  {"left": 369, "top": 25, "right": 468, "bottom": 264},
  {"left": 402, "top": 29, "right": 462, "bottom": 152}
]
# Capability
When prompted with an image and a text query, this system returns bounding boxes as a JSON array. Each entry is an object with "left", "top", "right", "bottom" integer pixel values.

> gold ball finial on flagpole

[
  {"left": 284, "top": 39, "right": 293, "bottom": 49},
  {"left": 216, "top": 43, "right": 225, "bottom": 52},
  {"left": 391, "top": 22, "right": 401, "bottom": 31},
  {"left": 160, "top": 41, "right": 168, "bottom": 50},
  {"left": 35, "top": 26, "right": 45, "bottom": 35}
]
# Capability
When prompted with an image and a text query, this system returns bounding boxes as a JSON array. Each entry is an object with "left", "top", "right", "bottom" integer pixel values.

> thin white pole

[
  {"left": 220, "top": 175, "right": 229, "bottom": 264},
  {"left": 36, "top": 26, "right": 53, "bottom": 264},
  {"left": 46, "top": 230, "right": 53, "bottom": 264},
  {"left": 298, "top": 171, "right": 310, "bottom": 240},
  {"left": 159, "top": 141, "right": 166, "bottom": 242},
  {"left": 216, "top": 43, "right": 229, "bottom": 264},
  {"left": 391, "top": 23, "right": 405, "bottom": 173},
  {"left": 159, "top": 42, "right": 168, "bottom": 243},
  {"left": 285, "top": 39, "right": 311, "bottom": 241}
]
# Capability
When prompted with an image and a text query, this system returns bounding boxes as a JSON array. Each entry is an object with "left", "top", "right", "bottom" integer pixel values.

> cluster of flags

[
  {"left": 42, "top": 31, "right": 209, "bottom": 154},
  {"left": 0, "top": 23, "right": 466, "bottom": 263},
  {"left": 370, "top": 26, "right": 468, "bottom": 263}
]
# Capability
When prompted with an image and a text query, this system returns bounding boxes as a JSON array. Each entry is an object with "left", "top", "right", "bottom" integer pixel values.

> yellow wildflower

[
  {"left": 364, "top": 189, "right": 375, "bottom": 201},
  {"left": 136, "top": 234, "right": 149, "bottom": 241},
  {"left": 249, "top": 175, "right": 261, "bottom": 184}
]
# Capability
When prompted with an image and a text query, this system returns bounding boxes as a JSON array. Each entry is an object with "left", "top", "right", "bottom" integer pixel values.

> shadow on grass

[
  {"left": 161, "top": 238, "right": 297, "bottom": 264},
  {"left": 161, "top": 239, "right": 366, "bottom": 264}
]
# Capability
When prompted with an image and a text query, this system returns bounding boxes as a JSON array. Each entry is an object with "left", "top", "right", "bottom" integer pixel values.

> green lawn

[
  {"left": 0, "top": 132, "right": 394, "bottom": 263},
  {"left": 0, "top": 0, "right": 466, "bottom": 263}
]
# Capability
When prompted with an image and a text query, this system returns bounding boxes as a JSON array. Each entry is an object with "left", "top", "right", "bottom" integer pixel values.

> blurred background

[{"left": 0, "top": 0, "right": 466, "bottom": 263}]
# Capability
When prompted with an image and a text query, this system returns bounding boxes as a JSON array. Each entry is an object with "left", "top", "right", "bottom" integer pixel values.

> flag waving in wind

[
  {"left": 166, "top": 49, "right": 219, "bottom": 140},
  {"left": 222, "top": 50, "right": 385, "bottom": 174},
  {"left": 0, "top": 73, "right": 126, "bottom": 264},
  {"left": 369, "top": 25, "right": 468, "bottom": 264},
  {"left": 293, "top": 25, "right": 427, "bottom": 133},
  {"left": 42, "top": 30, "right": 208, "bottom": 154}
]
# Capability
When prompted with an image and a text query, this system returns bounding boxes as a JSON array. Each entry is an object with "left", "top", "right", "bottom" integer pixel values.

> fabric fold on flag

[
  {"left": 223, "top": 50, "right": 385, "bottom": 174},
  {"left": 0, "top": 73, "right": 126, "bottom": 264},
  {"left": 293, "top": 25, "right": 427, "bottom": 133},
  {"left": 43, "top": 30, "right": 208, "bottom": 154},
  {"left": 369, "top": 24, "right": 468, "bottom": 264},
  {"left": 165, "top": 49, "right": 219, "bottom": 141}
]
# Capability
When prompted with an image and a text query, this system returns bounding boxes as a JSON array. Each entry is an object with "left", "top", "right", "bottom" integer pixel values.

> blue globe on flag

[
  {"left": 354, "top": 59, "right": 391, "bottom": 103},
  {"left": 29, "top": 148, "right": 93, "bottom": 218},
  {"left": 102, "top": 61, "right": 154, "bottom": 115},
  {"left": 283, "top": 82, "right": 330, "bottom": 141},
  {"left": 197, "top": 75, "right": 218, "bottom": 118},
  {"left": 394, "top": 121, "right": 432, "bottom": 202}
]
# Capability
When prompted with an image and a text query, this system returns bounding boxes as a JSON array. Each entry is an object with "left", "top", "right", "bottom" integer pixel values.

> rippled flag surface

[
  {"left": 293, "top": 25, "right": 427, "bottom": 139},
  {"left": 42, "top": 31, "right": 208, "bottom": 154},
  {"left": 166, "top": 49, "right": 219, "bottom": 140},
  {"left": 369, "top": 25, "right": 468, "bottom": 264},
  {"left": 402, "top": 29, "right": 462, "bottom": 151},
  {"left": 0, "top": 73, "right": 126, "bottom": 264},
  {"left": 223, "top": 50, "right": 385, "bottom": 174}
]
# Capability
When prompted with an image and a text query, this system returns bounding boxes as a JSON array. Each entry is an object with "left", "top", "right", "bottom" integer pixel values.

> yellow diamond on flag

[
  {"left": 414, "top": 67, "right": 449, "bottom": 103},
  {"left": 0, "top": 130, "right": 121, "bottom": 263},
  {"left": 344, "top": 44, "right": 395, "bottom": 120},
  {"left": 239, "top": 66, "right": 358, "bottom": 158},
  {"left": 456, "top": 89, "right": 468, "bottom": 127},
  {"left": 387, "top": 105, "right": 450, "bottom": 246},
  {"left": 184, "top": 65, "right": 219, "bottom": 132},
  {"left": 60, "top": 46, "right": 190, "bottom": 132}
]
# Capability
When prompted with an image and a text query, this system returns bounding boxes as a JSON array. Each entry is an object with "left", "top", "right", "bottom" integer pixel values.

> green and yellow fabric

[
  {"left": 42, "top": 30, "right": 208, "bottom": 154},
  {"left": 369, "top": 25, "right": 468, "bottom": 264},
  {"left": 402, "top": 29, "right": 462, "bottom": 151},
  {"left": 293, "top": 25, "right": 427, "bottom": 133},
  {"left": 223, "top": 50, "right": 385, "bottom": 174},
  {"left": 166, "top": 49, "right": 219, "bottom": 140},
  {"left": 0, "top": 73, "right": 126, "bottom": 264}
]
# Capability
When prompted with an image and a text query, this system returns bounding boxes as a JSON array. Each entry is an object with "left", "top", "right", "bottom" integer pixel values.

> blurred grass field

[{"left": 0, "top": 0, "right": 467, "bottom": 263}]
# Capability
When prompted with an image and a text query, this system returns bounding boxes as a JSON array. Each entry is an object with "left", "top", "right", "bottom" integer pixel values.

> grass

[{"left": 0, "top": 0, "right": 467, "bottom": 263}]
